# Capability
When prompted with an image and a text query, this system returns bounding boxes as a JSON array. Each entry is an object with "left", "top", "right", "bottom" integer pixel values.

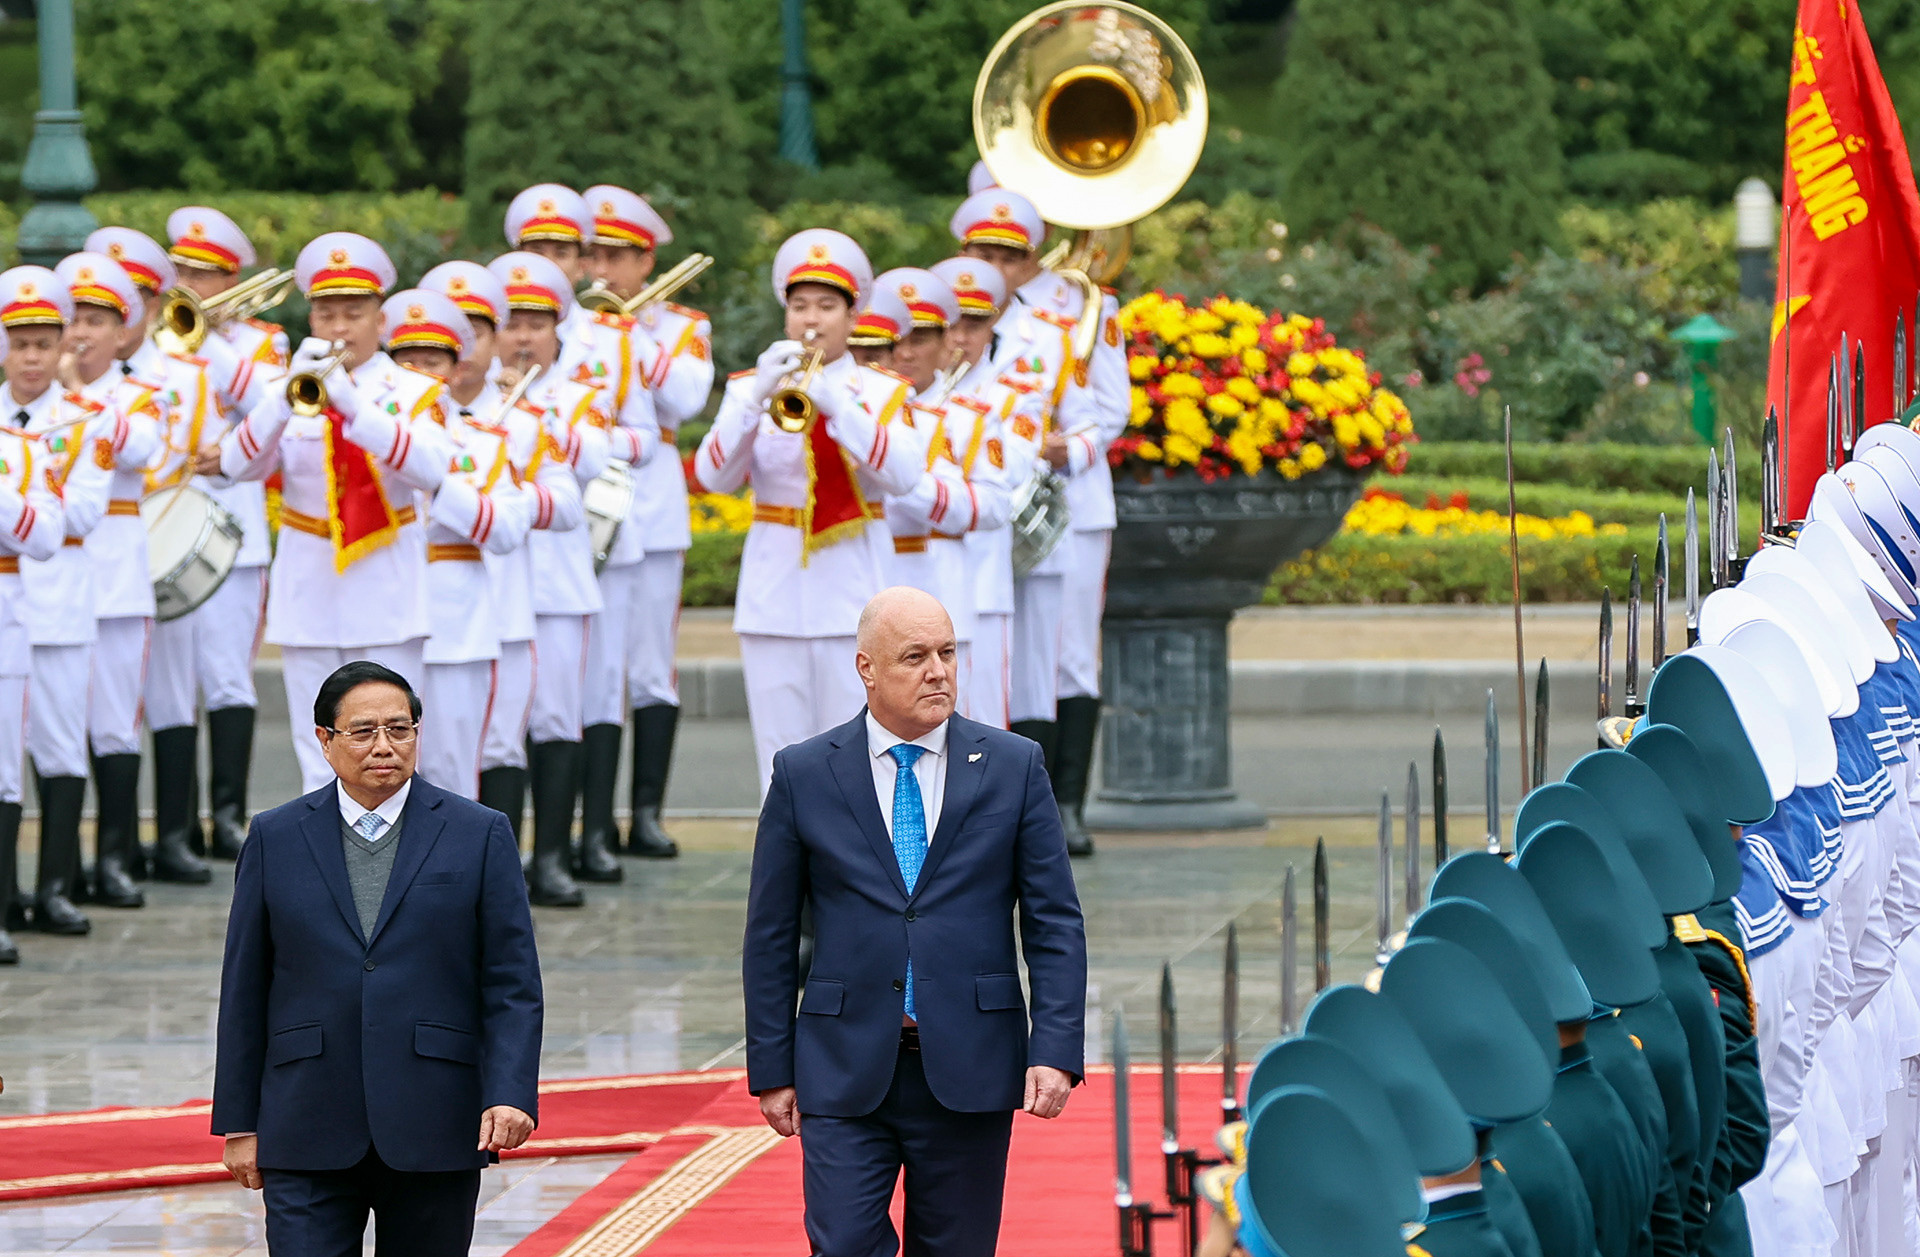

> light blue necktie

[
  {"left": 354, "top": 812, "right": 385, "bottom": 842},
  {"left": 888, "top": 743, "right": 928, "bottom": 1019}
]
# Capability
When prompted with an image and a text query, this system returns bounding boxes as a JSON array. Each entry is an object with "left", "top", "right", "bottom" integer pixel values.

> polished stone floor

[{"left": 0, "top": 817, "right": 1405, "bottom": 1253}]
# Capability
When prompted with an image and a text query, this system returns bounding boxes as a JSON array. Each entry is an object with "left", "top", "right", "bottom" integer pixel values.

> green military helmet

[
  {"left": 1242, "top": 1034, "right": 1425, "bottom": 1224},
  {"left": 1645, "top": 654, "right": 1775, "bottom": 824},
  {"left": 1410, "top": 897, "right": 1558, "bottom": 1068},
  {"left": 1303, "top": 984, "right": 1477, "bottom": 1176},
  {"left": 1379, "top": 936, "right": 1554, "bottom": 1125},
  {"left": 1516, "top": 821, "right": 1661, "bottom": 1008},
  {"left": 1428, "top": 853, "right": 1593, "bottom": 1024},
  {"left": 1514, "top": 783, "right": 1667, "bottom": 949},
  {"left": 1625, "top": 723, "right": 1744, "bottom": 901},
  {"left": 1564, "top": 749, "right": 1715, "bottom": 915},
  {"left": 1239, "top": 1084, "right": 1415, "bottom": 1257}
]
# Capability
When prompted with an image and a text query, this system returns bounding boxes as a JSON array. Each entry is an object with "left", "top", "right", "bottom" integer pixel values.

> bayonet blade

[
  {"left": 1484, "top": 689, "right": 1501, "bottom": 854},
  {"left": 1761, "top": 412, "right": 1780, "bottom": 537},
  {"left": 1432, "top": 728, "right": 1449, "bottom": 868},
  {"left": 1113, "top": 1012, "right": 1135, "bottom": 1205},
  {"left": 1723, "top": 428, "right": 1740, "bottom": 569},
  {"left": 1222, "top": 923, "right": 1240, "bottom": 1121},
  {"left": 1598, "top": 587, "right": 1613, "bottom": 725},
  {"left": 1707, "top": 448, "right": 1724, "bottom": 590},
  {"left": 1853, "top": 341, "right": 1866, "bottom": 443},
  {"left": 1159, "top": 964, "right": 1178, "bottom": 1152},
  {"left": 1280, "top": 865, "right": 1298, "bottom": 1034},
  {"left": 1896, "top": 311, "right": 1906, "bottom": 415},
  {"left": 1653, "top": 515, "right": 1670, "bottom": 668},
  {"left": 1532, "top": 659, "right": 1550, "bottom": 789},
  {"left": 1828, "top": 357, "right": 1841, "bottom": 473},
  {"left": 1375, "top": 791, "right": 1393, "bottom": 965},
  {"left": 1313, "top": 837, "right": 1331, "bottom": 992},
  {"left": 1685, "top": 490, "right": 1700, "bottom": 642},
  {"left": 1625, "top": 555, "right": 1642, "bottom": 714},
  {"left": 1405, "top": 761, "right": 1421, "bottom": 921}
]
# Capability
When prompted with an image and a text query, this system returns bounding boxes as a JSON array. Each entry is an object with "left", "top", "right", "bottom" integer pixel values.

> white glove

[
  {"left": 811, "top": 372, "right": 857, "bottom": 424},
  {"left": 290, "top": 337, "right": 338, "bottom": 371},
  {"left": 753, "top": 340, "right": 804, "bottom": 405}
]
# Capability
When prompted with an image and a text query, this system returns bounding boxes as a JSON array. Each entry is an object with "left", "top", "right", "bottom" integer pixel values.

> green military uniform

[
  {"left": 1585, "top": 1012, "right": 1682, "bottom": 1257},
  {"left": 1411, "top": 1189, "right": 1521, "bottom": 1257}
]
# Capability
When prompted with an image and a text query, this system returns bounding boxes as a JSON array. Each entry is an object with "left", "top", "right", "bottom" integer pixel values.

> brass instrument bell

[
  {"left": 769, "top": 331, "right": 826, "bottom": 434},
  {"left": 286, "top": 342, "right": 352, "bottom": 417}
]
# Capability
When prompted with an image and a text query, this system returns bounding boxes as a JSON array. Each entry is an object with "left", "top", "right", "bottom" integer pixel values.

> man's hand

[
  {"left": 1042, "top": 431, "right": 1070, "bottom": 470},
  {"left": 1023, "top": 1066, "right": 1073, "bottom": 1119},
  {"left": 193, "top": 446, "right": 224, "bottom": 476},
  {"left": 477, "top": 1105, "right": 535, "bottom": 1153},
  {"left": 223, "top": 1134, "right": 263, "bottom": 1190},
  {"left": 759, "top": 1086, "right": 801, "bottom": 1137}
]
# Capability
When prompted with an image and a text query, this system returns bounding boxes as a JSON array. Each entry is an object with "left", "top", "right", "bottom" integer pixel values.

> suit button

[
  {"left": 892, "top": 979, "right": 905, "bottom": 992},
  {"left": 905, "top": 910, "right": 917, "bottom": 922},
  {"left": 364, "top": 960, "right": 376, "bottom": 972}
]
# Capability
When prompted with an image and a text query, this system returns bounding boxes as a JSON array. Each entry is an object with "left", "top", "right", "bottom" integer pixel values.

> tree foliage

[{"left": 1271, "top": 0, "right": 1565, "bottom": 294}]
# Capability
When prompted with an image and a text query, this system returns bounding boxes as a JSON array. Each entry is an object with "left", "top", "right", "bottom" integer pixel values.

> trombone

[
  {"left": 154, "top": 268, "right": 296, "bottom": 356},
  {"left": 768, "top": 331, "right": 825, "bottom": 434},
  {"left": 286, "top": 342, "right": 351, "bottom": 417},
  {"left": 577, "top": 253, "right": 715, "bottom": 318}
]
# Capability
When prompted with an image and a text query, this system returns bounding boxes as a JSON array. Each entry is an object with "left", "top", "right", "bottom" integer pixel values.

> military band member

[
  {"left": 49, "top": 252, "right": 168, "bottom": 906},
  {"left": 584, "top": 183, "right": 713, "bottom": 859},
  {"left": 693, "top": 229, "right": 927, "bottom": 792},
  {"left": 0, "top": 322, "right": 69, "bottom": 963},
  {"left": 216, "top": 233, "right": 458, "bottom": 793},
  {"left": 3, "top": 267, "right": 110, "bottom": 935},
  {"left": 381, "top": 288, "right": 538, "bottom": 800},
  {"left": 847, "top": 284, "right": 912, "bottom": 371},
  {"left": 145, "top": 207, "right": 287, "bottom": 863},
  {"left": 485, "top": 251, "right": 614, "bottom": 905}
]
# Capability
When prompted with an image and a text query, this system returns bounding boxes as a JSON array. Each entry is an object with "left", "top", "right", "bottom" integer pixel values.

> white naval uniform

[
  {"left": 13, "top": 385, "right": 116, "bottom": 779},
  {"left": 0, "top": 426, "right": 66, "bottom": 805},
  {"left": 217, "top": 352, "right": 457, "bottom": 791},
  {"left": 144, "top": 321, "right": 284, "bottom": 732},
  {"left": 523, "top": 369, "right": 613, "bottom": 746},
  {"left": 418, "top": 407, "right": 539, "bottom": 799},
  {"left": 694, "top": 354, "right": 925, "bottom": 793},
  {"left": 476, "top": 379, "right": 591, "bottom": 773}
]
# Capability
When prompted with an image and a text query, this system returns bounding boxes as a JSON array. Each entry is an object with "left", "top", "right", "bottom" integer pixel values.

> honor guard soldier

[
  {"left": 216, "top": 233, "right": 459, "bottom": 793},
  {"left": 952, "top": 187, "right": 1126, "bottom": 854},
  {"left": 584, "top": 184, "right": 714, "bottom": 860},
  {"left": 380, "top": 288, "right": 538, "bottom": 800},
  {"left": 503, "top": 185, "right": 663, "bottom": 880},
  {"left": 3, "top": 267, "right": 111, "bottom": 935},
  {"left": 51, "top": 252, "right": 170, "bottom": 907},
  {"left": 141, "top": 207, "right": 287, "bottom": 864},
  {"left": 485, "top": 251, "right": 614, "bottom": 905},
  {"left": 693, "top": 228, "right": 927, "bottom": 792},
  {"left": 0, "top": 322, "right": 69, "bottom": 963}
]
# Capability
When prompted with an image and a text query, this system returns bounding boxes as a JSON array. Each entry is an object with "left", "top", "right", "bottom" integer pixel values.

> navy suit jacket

[
  {"left": 743, "top": 711, "right": 1088, "bottom": 1116},
  {"left": 211, "top": 777, "right": 543, "bottom": 1173}
]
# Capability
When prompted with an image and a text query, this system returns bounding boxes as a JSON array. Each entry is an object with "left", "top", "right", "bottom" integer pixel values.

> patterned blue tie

[
  {"left": 354, "top": 812, "right": 384, "bottom": 842},
  {"left": 888, "top": 743, "right": 929, "bottom": 1019}
]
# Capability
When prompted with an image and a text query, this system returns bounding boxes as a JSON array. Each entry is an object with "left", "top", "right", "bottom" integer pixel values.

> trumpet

[
  {"left": 577, "top": 253, "right": 715, "bottom": 318},
  {"left": 286, "top": 341, "right": 351, "bottom": 417},
  {"left": 154, "top": 268, "right": 296, "bottom": 356},
  {"left": 768, "top": 331, "right": 825, "bottom": 434}
]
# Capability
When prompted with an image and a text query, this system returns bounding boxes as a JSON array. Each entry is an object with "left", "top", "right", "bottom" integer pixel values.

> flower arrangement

[
  {"left": 689, "top": 488, "right": 754, "bottom": 534},
  {"left": 1341, "top": 487, "right": 1625, "bottom": 540},
  {"left": 1114, "top": 292, "right": 1415, "bottom": 482}
]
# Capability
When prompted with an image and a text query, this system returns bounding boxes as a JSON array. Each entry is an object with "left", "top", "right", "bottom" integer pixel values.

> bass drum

[
  {"left": 582, "top": 459, "right": 635, "bottom": 574},
  {"left": 1009, "top": 465, "right": 1071, "bottom": 579},
  {"left": 143, "top": 484, "right": 243, "bottom": 621}
]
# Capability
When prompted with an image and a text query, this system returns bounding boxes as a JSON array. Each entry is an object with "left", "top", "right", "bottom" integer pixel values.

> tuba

[
  {"left": 154, "top": 268, "right": 296, "bottom": 356},
  {"left": 578, "top": 253, "right": 716, "bottom": 318}
]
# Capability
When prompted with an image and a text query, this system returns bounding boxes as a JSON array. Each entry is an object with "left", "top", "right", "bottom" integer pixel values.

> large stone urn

[{"left": 1085, "top": 466, "right": 1365, "bottom": 831}]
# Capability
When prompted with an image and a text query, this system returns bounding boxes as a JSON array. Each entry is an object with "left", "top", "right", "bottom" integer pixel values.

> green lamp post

[
  {"left": 1671, "top": 314, "right": 1737, "bottom": 445},
  {"left": 18, "top": 0, "right": 99, "bottom": 267},
  {"left": 778, "top": 0, "right": 819, "bottom": 171}
]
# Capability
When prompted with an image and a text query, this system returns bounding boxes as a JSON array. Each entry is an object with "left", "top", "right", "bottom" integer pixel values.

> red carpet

[
  {"left": 0, "top": 1069, "right": 739, "bottom": 1202},
  {"left": 504, "top": 1066, "right": 1240, "bottom": 1257}
]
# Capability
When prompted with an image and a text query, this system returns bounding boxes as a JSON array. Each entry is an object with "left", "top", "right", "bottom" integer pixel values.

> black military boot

[
  {"left": 206, "top": 706, "right": 255, "bottom": 859},
  {"left": 0, "top": 801, "right": 22, "bottom": 962},
  {"left": 150, "top": 726, "right": 212, "bottom": 885},
  {"left": 32, "top": 776, "right": 91, "bottom": 934},
  {"left": 575, "top": 723, "right": 624, "bottom": 882},
  {"left": 625, "top": 704, "right": 680, "bottom": 858},
  {"left": 527, "top": 740, "right": 585, "bottom": 907},
  {"left": 1051, "top": 697, "right": 1102, "bottom": 857},
  {"left": 477, "top": 766, "right": 528, "bottom": 850},
  {"left": 1010, "top": 719, "right": 1058, "bottom": 770},
  {"left": 90, "top": 753, "right": 145, "bottom": 908}
]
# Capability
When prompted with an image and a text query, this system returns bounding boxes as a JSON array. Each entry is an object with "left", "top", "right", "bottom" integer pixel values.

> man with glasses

[{"left": 213, "top": 660, "right": 543, "bottom": 1257}]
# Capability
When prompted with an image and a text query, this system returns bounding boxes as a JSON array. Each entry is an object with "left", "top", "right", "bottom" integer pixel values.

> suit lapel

[
  {"left": 365, "top": 780, "right": 447, "bottom": 948},
  {"left": 827, "top": 714, "right": 911, "bottom": 901},
  {"left": 914, "top": 717, "right": 988, "bottom": 894},
  {"left": 300, "top": 790, "right": 366, "bottom": 944}
]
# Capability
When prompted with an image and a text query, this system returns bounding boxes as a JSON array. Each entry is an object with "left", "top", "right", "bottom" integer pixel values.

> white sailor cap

[
  {"left": 1684, "top": 644, "right": 1799, "bottom": 802},
  {"left": 1748, "top": 540, "right": 1897, "bottom": 665},
  {"left": 968, "top": 159, "right": 998, "bottom": 195},
  {"left": 296, "top": 233, "right": 396, "bottom": 299},
  {"left": 165, "top": 206, "right": 257, "bottom": 273},
  {"left": 0, "top": 266, "right": 72, "bottom": 328},
  {"left": 54, "top": 252, "right": 141, "bottom": 324},
  {"left": 1835, "top": 459, "right": 1920, "bottom": 583},
  {"left": 771, "top": 229, "right": 871, "bottom": 305},
  {"left": 1701, "top": 585, "right": 1855, "bottom": 717},
  {"left": 420, "top": 261, "right": 511, "bottom": 328},
  {"left": 504, "top": 184, "right": 590, "bottom": 248},
  {"left": 86, "top": 226, "right": 176, "bottom": 296},
  {"left": 584, "top": 184, "right": 671, "bottom": 250},
  {"left": 948, "top": 189, "right": 1043, "bottom": 252},
  {"left": 1711, "top": 616, "right": 1839, "bottom": 787},
  {"left": 487, "top": 252, "right": 574, "bottom": 317},
  {"left": 930, "top": 256, "right": 1007, "bottom": 316},
  {"left": 1796, "top": 517, "right": 1913, "bottom": 622},
  {"left": 382, "top": 288, "right": 476, "bottom": 363},
  {"left": 850, "top": 286, "right": 913, "bottom": 347},
  {"left": 874, "top": 268, "right": 959, "bottom": 331},
  {"left": 1809, "top": 468, "right": 1920, "bottom": 606}
]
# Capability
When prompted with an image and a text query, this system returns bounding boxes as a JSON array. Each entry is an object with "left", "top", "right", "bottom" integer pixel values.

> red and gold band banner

[{"left": 321, "top": 408, "right": 402, "bottom": 571}]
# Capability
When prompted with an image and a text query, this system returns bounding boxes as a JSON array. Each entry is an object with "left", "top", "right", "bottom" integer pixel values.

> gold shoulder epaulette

[
  {"left": 948, "top": 394, "right": 990, "bottom": 415},
  {"left": 727, "top": 368, "right": 755, "bottom": 381},
  {"left": 592, "top": 309, "right": 637, "bottom": 331},
  {"left": 66, "top": 392, "right": 105, "bottom": 412},
  {"left": 1031, "top": 308, "right": 1076, "bottom": 331},
  {"left": 663, "top": 301, "right": 707, "bottom": 322},
  {"left": 1670, "top": 914, "right": 1709, "bottom": 943},
  {"left": 1699, "top": 927, "right": 1758, "bottom": 1027},
  {"left": 246, "top": 317, "right": 284, "bottom": 334},
  {"left": 870, "top": 365, "right": 912, "bottom": 385}
]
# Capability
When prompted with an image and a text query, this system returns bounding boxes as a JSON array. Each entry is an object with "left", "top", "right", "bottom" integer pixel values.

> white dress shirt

[
  {"left": 866, "top": 712, "right": 947, "bottom": 845},
  {"left": 336, "top": 777, "right": 412, "bottom": 843}
]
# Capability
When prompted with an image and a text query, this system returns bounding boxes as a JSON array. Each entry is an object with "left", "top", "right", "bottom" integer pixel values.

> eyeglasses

[{"left": 324, "top": 722, "right": 419, "bottom": 749}]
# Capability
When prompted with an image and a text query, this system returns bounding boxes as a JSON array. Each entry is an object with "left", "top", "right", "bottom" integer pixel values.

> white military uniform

[
  {"left": 0, "top": 424, "right": 66, "bottom": 807},
  {"left": 951, "top": 366, "right": 1040, "bottom": 729}
]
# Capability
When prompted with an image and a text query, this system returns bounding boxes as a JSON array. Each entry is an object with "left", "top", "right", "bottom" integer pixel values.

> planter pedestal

[{"left": 1085, "top": 468, "right": 1363, "bottom": 832}]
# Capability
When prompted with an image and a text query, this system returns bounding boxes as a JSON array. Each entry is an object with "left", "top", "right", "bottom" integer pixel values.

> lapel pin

[{"left": 969, "top": 752, "right": 982, "bottom": 763}]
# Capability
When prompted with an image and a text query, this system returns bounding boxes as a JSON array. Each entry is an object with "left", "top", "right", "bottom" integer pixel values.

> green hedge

[
  {"left": 1387, "top": 474, "right": 1703, "bottom": 530},
  {"left": 683, "top": 531, "right": 744, "bottom": 609},
  {"left": 1410, "top": 441, "right": 1756, "bottom": 499}
]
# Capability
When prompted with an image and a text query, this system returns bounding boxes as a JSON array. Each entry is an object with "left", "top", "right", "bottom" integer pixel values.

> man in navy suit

[
  {"left": 213, "top": 661, "right": 543, "bottom": 1257},
  {"left": 743, "top": 586, "right": 1088, "bottom": 1256}
]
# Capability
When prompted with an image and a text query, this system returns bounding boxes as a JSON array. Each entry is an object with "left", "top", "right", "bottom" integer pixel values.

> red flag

[
  {"left": 1768, "top": 0, "right": 1920, "bottom": 517},
  {"left": 320, "top": 409, "right": 404, "bottom": 573}
]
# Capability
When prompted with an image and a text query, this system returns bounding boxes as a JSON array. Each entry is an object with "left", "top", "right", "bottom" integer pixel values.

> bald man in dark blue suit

[{"left": 743, "top": 588, "right": 1088, "bottom": 1257}]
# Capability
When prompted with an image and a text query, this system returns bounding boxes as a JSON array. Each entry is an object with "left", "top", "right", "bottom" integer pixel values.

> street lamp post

[
  {"left": 18, "top": 0, "right": 99, "bottom": 267},
  {"left": 778, "top": 0, "right": 820, "bottom": 171},
  {"left": 1734, "top": 178, "right": 1776, "bottom": 304}
]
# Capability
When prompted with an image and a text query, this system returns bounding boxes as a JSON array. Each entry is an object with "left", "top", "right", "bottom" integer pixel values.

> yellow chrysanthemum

[
  {"left": 1207, "top": 393, "right": 1245, "bottom": 418},
  {"left": 1189, "top": 333, "right": 1232, "bottom": 360},
  {"left": 1129, "top": 355, "right": 1155, "bottom": 381}
]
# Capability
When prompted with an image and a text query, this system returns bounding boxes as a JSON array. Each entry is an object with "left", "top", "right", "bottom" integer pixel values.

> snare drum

[
  {"left": 582, "top": 459, "right": 635, "bottom": 573},
  {"left": 142, "top": 484, "right": 243, "bottom": 621}
]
